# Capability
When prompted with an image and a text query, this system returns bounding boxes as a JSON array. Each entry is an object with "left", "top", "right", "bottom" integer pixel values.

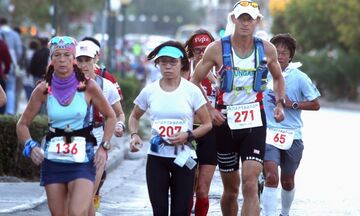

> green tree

[
  {"left": 330, "top": 0, "right": 360, "bottom": 53},
  {"left": 10, "top": 0, "right": 102, "bottom": 34},
  {"left": 281, "top": 0, "right": 339, "bottom": 52}
]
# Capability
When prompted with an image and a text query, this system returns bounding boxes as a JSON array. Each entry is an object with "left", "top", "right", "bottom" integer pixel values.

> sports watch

[
  {"left": 292, "top": 102, "right": 299, "bottom": 110},
  {"left": 100, "top": 141, "right": 111, "bottom": 150}
]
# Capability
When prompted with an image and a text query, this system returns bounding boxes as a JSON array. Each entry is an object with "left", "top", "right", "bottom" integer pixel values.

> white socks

[
  {"left": 262, "top": 186, "right": 278, "bottom": 216},
  {"left": 281, "top": 188, "right": 295, "bottom": 216}
]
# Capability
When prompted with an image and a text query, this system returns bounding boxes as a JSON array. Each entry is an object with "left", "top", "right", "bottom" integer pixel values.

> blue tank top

[{"left": 47, "top": 91, "right": 91, "bottom": 130}]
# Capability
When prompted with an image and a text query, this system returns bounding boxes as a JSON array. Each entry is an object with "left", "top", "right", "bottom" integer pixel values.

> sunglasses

[
  {"left": 233, "top": 1, "right": 259, "bottom": 9},
  {"left": 49, "top": 36, "right": 77, "bottom": 48},
  {"left": 193, "top": 47, "right": 206, "bottom": 54}
]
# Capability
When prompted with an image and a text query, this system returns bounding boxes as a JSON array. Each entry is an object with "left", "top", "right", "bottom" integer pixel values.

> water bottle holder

[{"left": 220, "top": 69, "right": 234, "bottom": 92}]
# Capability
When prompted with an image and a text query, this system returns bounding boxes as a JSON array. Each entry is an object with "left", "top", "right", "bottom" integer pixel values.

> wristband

[
  {"left": 23, "top": 139, "right": 40, "bottom": 158},
  {"left": 116, "top": 121, "right": 126, "bottom": 130}
]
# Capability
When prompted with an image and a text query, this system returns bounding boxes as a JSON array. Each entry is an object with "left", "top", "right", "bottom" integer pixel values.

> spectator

[
  {"left": 0, "top": 17, "right": 23, "bottom": 115},
  {"left": 0, "top": 38, "right": 11, "bottom": 114},
  {"left": 29, "top": 37, "right": 49, "bottom": 84}
]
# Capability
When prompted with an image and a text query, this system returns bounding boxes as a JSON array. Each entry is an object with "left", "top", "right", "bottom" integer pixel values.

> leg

[
  {"left": 194, "top": 127, "right": 217, "bottom": 216},
  {"left": 220, "top": 171, "right": 240, "bottom": 216},
  {"left": 262, "top": 160, "right": 280, "bottom": 216},
  {"left": 170, "top": 161, "right": 196, "bottom": 216},
  {"left": 146, "top": 155, "right": 170, "bottom": 216},
  {"left": 68, "top": 178, "right": 94, "bottom": 216},
  {"left": 88, "top": 163, "right": 106, "bottom": 216},
  {"left": 195, "top": 164, "right": 216, "bottom": 216},
  {"left": 279, "top": 140, "right": 304, "bottom": 216},
  {"left": 241, "top": 160, "right": 263, "bottom": 216},
  {"left": 45, "top": 183, "right": 69, "bottom": 216}
]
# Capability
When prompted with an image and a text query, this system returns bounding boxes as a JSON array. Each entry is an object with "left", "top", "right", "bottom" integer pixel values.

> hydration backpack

[{"left": 220, "top": 35, "right": 268, "bottom": 92}]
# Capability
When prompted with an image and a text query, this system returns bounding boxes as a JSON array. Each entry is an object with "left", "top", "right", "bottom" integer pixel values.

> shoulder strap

[
  {"left": 95, "top": 75, "right": 104, "bottom": 90},
  {"left": 221, "top": 35, "right": 233, "bottom": 69},
  {"left": 254, "top": 37, "right": 265, "bottom": 67}
]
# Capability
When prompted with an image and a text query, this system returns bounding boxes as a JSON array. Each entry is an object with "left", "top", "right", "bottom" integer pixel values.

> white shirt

[{"left": 134, "top": 78, "right": 206, "bottom": 158}]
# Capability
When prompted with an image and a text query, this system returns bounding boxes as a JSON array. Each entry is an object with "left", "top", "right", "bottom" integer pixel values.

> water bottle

[
  {"left": 219, "top": 65, "right": 234, "bottom": 92},
  {"left": 150, "top": 135, "right": 162, "bottom": 153},
  {"left": 253, "top": 58, "right": 268, "bottom": 92}
]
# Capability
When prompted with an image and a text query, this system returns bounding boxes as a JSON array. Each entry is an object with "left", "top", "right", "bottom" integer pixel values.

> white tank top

[{"left": 218, "top": 48, "right": 262, "bottom": 105}]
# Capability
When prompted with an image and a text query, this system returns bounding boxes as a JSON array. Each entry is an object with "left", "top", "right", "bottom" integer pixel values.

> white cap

[
  {"left": 232, "top": 1, "right": 263, "bottom": 20},
  {"left": 75, "top": 41, "right": 97, "bottom": 58}
]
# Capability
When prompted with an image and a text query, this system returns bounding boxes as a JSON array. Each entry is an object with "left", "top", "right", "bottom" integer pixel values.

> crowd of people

[{"left": 0, "top": 0, "right": 322, "bottom": 215}]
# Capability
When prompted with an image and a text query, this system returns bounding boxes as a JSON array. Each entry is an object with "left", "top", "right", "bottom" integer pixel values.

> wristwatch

[
  {"left": 276, "top": 98, "right": 286, "bottom": 107},
  {"left": 100, "top": 141, "right": 111, "bottom": 150},
  {"left": 292, "top": 102, "right": 299, "bottom": 110},
  {"left": 186, "top": 130, "right": 195, "bottom": 143}
]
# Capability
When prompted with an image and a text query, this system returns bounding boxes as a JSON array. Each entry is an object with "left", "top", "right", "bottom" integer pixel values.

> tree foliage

[
  {"left": 10, "top": 0, "right": 102, "bottom": 32},
  {"left": 272, "top": 0, "right": 360, "bottom": 53}
]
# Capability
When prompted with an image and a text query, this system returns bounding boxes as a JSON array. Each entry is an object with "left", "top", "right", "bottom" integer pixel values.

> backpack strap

[
  {"left": 254, "top": 36, "right": 265, "bottom": 67},
  {"left": 253, "top": 37, "right": 268, "bottom": 92},
  {"left": 221, "top": 35, "right": 233, "bottom": 70}
]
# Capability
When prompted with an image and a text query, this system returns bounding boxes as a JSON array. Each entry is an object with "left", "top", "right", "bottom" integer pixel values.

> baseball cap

[
  {"left": 155, "top": 46, "right": 184, "bottom": 59},
  {"left": 75, "top": 41, "right": 97, "bottom": 58},
  {"left": 232, "top": 1, "right": 263, "bottom": 20}
]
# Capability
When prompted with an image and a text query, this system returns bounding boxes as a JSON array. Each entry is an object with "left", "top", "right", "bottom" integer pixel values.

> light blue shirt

[
  {"left": 264, "top": 63, "right": 321, "bottom": 139},
  {"left": 47, "top": 91, "right": 91, "bottom": 130}
]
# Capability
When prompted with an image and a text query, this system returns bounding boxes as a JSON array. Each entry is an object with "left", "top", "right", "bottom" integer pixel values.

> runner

[
  {"left": 184, "top": 29, "right": 217, "bottom": 216},
  {"left": 16, "top": 36, "right": 116, "bottom": 216},
  {"left": 191, "top": 1, "right": 285, "bottom": 215},
  {"left": 128, "top": 40, "right": 212, "bottom": 216},
  {"left": 75, "top": 40, "right": 126, "bottom": 215},
  {"left": 81, "top": 36, "right": 123, "bottom": 101},
  {"left": 262, "top": 33, "right": 321, "bottom": 216}
]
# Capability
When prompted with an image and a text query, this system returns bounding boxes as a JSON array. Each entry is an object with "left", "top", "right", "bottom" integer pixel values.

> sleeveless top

[
  {"left": 217, "top": 48, "right": 263, "bottom": 106},
  {"left": 47, "top": 91, "right": 92, "bottom": 130}
]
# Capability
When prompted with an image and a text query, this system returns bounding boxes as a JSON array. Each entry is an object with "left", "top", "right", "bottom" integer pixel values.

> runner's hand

[
  {"left": 210, "top": 107, "right": 226, "bottom": 126},
  {"left": 94, "top": 147, "right": 107, "bottom": 170},
  {"left": 273, "top": 105, "right": 285, "bottom": 122},
  {"left": 30, "top": 147, "right": 44, "bottom": 166}
]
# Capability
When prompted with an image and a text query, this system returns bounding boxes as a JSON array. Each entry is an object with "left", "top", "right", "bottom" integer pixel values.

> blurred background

[{"left": 1, "top": 0, "right": 359, "bottom": 103}]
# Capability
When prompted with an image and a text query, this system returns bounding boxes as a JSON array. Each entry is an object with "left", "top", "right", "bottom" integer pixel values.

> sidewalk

[{"left": 0, "top": 135, "right": 131, "bottom": 214}]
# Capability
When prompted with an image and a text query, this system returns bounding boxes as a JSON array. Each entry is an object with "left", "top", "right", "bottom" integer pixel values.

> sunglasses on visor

[
  {"left": 49, "top": 36, "right": 77, "bottom": 48},
  {"left": 233, "top": 1, "right": 259, "bottom": 9}
]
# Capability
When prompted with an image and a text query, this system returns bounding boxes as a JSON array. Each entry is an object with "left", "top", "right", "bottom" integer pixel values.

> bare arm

[
  {"left": 285, "top": 96, "right": 320, "bottom": 111},
  {"left": 112, "top": 101, "right": 126, "bottom": 137},
  {"left": 128, "top": 105, "right": 146, "bottom": 152},
  {"left": 0, "top": 85, "right": 6, "bottom": 107},
  {"left": 16, "top": 82, "right": 47, "bottom": 143},
  {"left": 16, "top": 82, "right": 47, "bottom": 165},
  {"left": 191, "top": 41, "right": 226, "bottom": 126},
  {"left": 264, "top": 40, "right": 285, "bottom": 122}
]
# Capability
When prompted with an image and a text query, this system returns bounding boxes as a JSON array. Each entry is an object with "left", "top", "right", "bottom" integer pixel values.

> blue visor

[{"left": 156, "top": 46, "right": 184, "bottom": 59}]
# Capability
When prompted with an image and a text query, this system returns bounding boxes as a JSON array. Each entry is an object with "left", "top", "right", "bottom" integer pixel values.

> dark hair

[
  {"left": 29, "top": 40, "right": 40, "bottom": 50},
  {"left": 0, "top": 17, "right": 8, "bottom": 25},
  {"left": 43, "top": 64, "right": 87, "bottom": 94},
  {"left": 270, "top": 33, "right": 297, "bottom": 61},
  {"left": 184, "top": 29, "right": 215, "bottom": 59},
  {"left": 147, "top": 40, "right": 189, "bottom": 72},
  {"left": 82, "top": 36, "right": 101, "bottom": 48}
]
